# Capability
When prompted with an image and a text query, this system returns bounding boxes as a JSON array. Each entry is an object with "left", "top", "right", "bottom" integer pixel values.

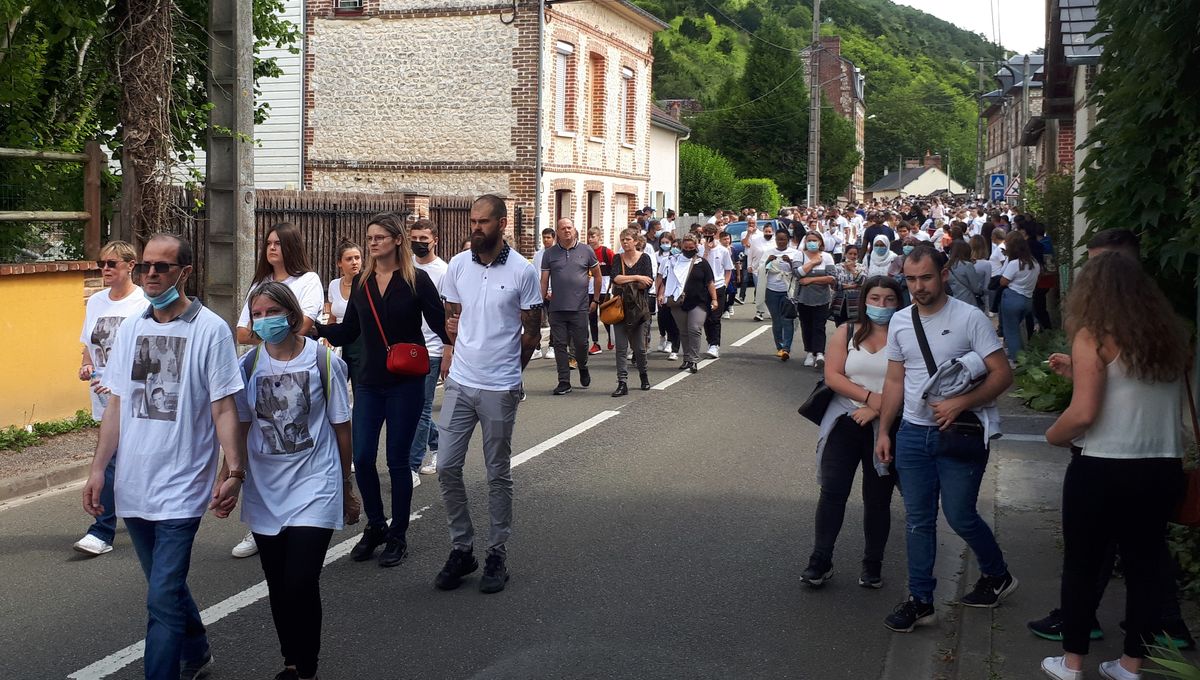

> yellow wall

[{"left": 0, "top": 272, "right": 89, "bottom": 427}]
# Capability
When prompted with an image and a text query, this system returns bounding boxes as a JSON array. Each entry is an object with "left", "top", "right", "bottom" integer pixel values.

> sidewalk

[
  {"left": 952, "top": 396, "right": 1199, "bottom": 679},
  {"left": 0, "top": 429, "right": 95, "bottom": 504}
]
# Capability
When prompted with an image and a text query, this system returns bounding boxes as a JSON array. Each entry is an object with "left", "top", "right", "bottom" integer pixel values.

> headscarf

[{"left": 864, "top": 234, "right": 898, "bottom": 277}]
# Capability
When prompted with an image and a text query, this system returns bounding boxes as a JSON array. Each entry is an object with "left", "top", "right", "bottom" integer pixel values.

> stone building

[
  {"left": 800, "top": 36, "right": 867, "bottom": 204},
  {"left": 302, "top": 0, "right": 667, "bottom": 251},
  {"left": 982, "top": 54, "right": 1046, "bottom": 188}
]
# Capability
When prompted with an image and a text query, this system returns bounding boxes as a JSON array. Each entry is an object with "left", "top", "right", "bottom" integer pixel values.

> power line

[
  {"left": 681, "top": 62, "right": 807, "bottom": 114},
  {"left": 700, "top": 0, "right": 805, "bottom": 55}
]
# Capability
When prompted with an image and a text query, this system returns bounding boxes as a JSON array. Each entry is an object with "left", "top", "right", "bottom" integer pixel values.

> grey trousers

[
  {"left": 670, "top": 304, "right": 707, "bottom": 363},
  {"left": 549, "top": 309, "right": 589, "bottom": 382},
  {"left": 613, "top": 320, "right": 647, "bottom": 381},
  {"left": 435, "top": 378, "right": 520, "bottom": 555}
]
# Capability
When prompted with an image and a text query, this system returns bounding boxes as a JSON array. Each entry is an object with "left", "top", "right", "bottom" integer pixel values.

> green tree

[
  {"left": 1078, "top": 0, "right": 1200, "bottom": 315},
  {"left": 680, "top": 142, "right": 737, "bottom": 214},
  {"left": 734, "top": 178, "right": 782, "bottom": 215}
]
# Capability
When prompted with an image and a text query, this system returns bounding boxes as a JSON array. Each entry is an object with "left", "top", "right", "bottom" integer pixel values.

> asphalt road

[{"left": 0, "top": 311, "right": 942, "bottom": 680}]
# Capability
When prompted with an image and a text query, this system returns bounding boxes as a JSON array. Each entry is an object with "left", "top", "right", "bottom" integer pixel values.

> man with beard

[{"left": 434, "top": 194, "right": 542, "bottom": 594}]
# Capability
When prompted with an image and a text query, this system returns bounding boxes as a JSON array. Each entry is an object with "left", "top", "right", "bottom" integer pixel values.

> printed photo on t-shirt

[
  {"left": 130, "top": 335, "right": 185, "bottom": 421},
  {"left": 89, "top": 316, "right": 124, "bottom": 368},
  {"left": 254, "top": 371, "right": 313, "bottom": 454}
]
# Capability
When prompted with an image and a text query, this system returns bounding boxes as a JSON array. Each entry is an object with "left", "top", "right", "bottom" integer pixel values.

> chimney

[
  {"left": 923, "top": 150, "right": 942, "bottom": 170},
  {"left": 819, "top": 35, "right": 841, "bottom": 58},
  {"left": 904, "top": 157, "right": 922, "bottom": 169},
  {"left": 667, "top": 100, "right": 681, "bottom": 121}
]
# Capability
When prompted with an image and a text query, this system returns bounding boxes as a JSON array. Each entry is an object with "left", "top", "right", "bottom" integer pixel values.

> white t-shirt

[
  {"left": 81, "top": 286, "right": 148, "bottom": 419},
  {"left": 414, "top": 257, "right": 449, "bottom": 358},
  {"left": 745, "top": 232, "right": 773, "bottom": 271},
  {"left": 327, "top": 278, "right": 350, "bottom": 324},
  {"left": 763, "top": 247, "right": 798, "bottom": 292},
  {"left": 235, "top": 338, "right": 350, "bottom": 535},
  {"left": 969, "top": 216, "right": 986, "bottom": 236},
  {"left": 704, "top": 243, "right": 734, "bottom": 288},
  {"left": 441, "top": 247, "right": 541, "bottom": 391},
  {"left": 103, "top": 300, "right": 244, "bottom": 521},
  {"left": 989, "top": 243, "right": 1007, "bottom": 277},
  {"left": 238, "top": 272, "right": 324, "bottom": 328},
  {"left": 886, "top": 297, "right": 1003, "bottom": 434},
  {"left": 1000, "top": 258, "right": 1040, "bottom": 297}
]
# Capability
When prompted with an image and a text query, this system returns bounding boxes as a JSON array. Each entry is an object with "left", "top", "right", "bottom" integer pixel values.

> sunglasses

[
  {"left": 133, "top": 262, "right": 183, "bottom": 275},
  {"left": 95, "top": 259, "right": 126, "bottom": 270}
]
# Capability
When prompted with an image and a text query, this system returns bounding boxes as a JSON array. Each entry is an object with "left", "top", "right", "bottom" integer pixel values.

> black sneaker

[
  {"left": 377, "top": 537, "right": 408, "bottom": 568},
  {"left": 960, "top": 571, "right": 1019, "bottom": 608},
  {"left": 884, "top": 597, "right": 936, "bottom": 632},
  {"left": 639, "top": 372, "right": 651, "bottom": 390},
  {"left": 349, "top": 523, "right": 388, "bottom": 562},
  {"left": 1119, "top": 618, "right": 1195, "bottom": 650},
  {"left": 552, "top": 381, "right": 572, "bottom": 396},
  {"left": 434, "top": 549, "right": 478, "bottom": 590},
  {"left": 1028, "top": 608, "right": 1104, "bottom": 642},
  {"left": 272, "top": 669, "right": 299, "bottom": 680},
  {"left": 579, "top": 368, "right": 591, "bottom": 388},
  {"left": 859, "top": 562, "right": 883, "bottom": 589},
  {"left": 800, "top": 557, "right": 833, "bottom": 588},
  {"left": 479, "top": 552, "right": 510, "bottom": 594},
  {"left": 180, "top": 652, "right": 213, "bottom": 680}
]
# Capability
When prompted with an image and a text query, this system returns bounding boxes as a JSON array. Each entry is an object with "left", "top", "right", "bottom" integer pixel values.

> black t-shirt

[{"left": 682, "top": 258, "right": 716, "bottom": 311}]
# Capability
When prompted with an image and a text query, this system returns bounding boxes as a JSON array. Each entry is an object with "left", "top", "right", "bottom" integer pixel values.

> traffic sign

[
  {"left": 990, "top": 188, "right": 1004, "bottom": 202},
  {"left": 990, "top": 174, "right": 1006, "bottom": 189},
  {"left": 1006, "top": 178, "right": 1021, "bottom": 197}
]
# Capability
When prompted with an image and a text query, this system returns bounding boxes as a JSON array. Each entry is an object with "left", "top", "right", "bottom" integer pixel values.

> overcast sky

[{"left": 896, "top": 0, "right": 1046, "bottom": 54}]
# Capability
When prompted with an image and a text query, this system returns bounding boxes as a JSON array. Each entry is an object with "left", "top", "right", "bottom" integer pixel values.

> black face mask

[
  {"left": 764, "top": 233, "right": 773, "bottom": 240},
  {"left": 680, "top": 248, "right": 698, "bottom": 259},
  {"left": 411, "top": 242, "right": 431, "bottom": 258}
]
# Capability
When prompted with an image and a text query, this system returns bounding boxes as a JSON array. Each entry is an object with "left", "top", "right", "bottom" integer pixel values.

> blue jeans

[
  {"left": 408, "top": 357, "right": 442, "bottom": 471},
  {"left": 124, "top": 517, "right": 208, "bottom": 680},
  {"left": 86, "top": 455, "right": 117, "bottom": 543},
  {"left": 999, "top": 290, "right": 1033, "bottom": 361},
  {"left": 895, "top": 421, "right": 1007, "bottom": 603},
  {"left": 765, "top": 289, "right": 794, "bottom": 350},
  {"left": 353, "top": 380, "right": 424, "bottom": 541}
]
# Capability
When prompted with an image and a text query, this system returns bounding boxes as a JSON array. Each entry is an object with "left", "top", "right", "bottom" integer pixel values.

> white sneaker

[
  {"left": 231, "top": 531, "right": 258, "bottom": 558},
  {"left": 814, "top": 353, "right": 825, "bottom": 367},
  {"left": 1041, "top": 656, "right": 1084, "bottom": 680},
  {"left": 544, "top": 347, "right": 556, "bottom": 360},
  {"left": 722, "top": 311, "right": 733, "bottom": 319},
  {"left": 1098, "top": 660, "right": 1141, "bottom": 680},
  {"left": 419, "top": 454, "right": 438, "bottom": 475},
  {"left": 658, "top": 338, "right": 669, "bottom": 353},
  {"left": 706, "top": 345, "right": 720, "bottom": 359},
  {"left": 412, "top": 470, "right": 421, "bottom": 488},
  {"left": 668, "top": 352, "right": 678, "bottom": 361},
  {"left": 530, "top": 348, "right": 543, "bottom": 360},
  {"left": 73, "top": 533, "right": 113, "bottom": 556},
  {"left": 803, "top": 353, "right": 816, "bottom": 367}
]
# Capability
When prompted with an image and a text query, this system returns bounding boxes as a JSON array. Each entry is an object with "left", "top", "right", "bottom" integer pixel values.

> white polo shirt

[
  {"left": 441, "top": 245, "right": 541, "bottom": 391},
  {"left": 704, "top": 243, "right": 734, "bottom": 288}
]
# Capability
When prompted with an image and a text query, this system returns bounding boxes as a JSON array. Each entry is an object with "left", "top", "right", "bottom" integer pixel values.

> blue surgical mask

[
  {"left": 874, "top": 245, "right": 888, "bottom": 255},
  {"left": 670, "top": 247, "right": 681, "bottom": 256},
  {"left": 806, "top": 242, "right": 820, "bottom": 252},
  {"left": 147, "top": 272, "right": 184, "bottom": 310},
  {"left": 660, "top": 242, "right": 671, "bottom": 252},
  {"left": 902, "top": 245, "right": 915, "bottom": 255},
  {"left": 253, "top": 315, "right": 292, "bottom": 344},
  {"left": 865, "top": 304, "right": 897, "bottom": 325}
]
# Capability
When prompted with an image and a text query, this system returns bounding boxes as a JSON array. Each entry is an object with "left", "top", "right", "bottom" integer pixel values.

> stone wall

[{"left": 310, "top": 168, "right": 511, "bottom": 197}]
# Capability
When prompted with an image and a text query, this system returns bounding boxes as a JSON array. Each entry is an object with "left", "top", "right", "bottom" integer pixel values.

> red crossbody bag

[{"left": 365, "top": 278, "right": 430, "bottom": 377}]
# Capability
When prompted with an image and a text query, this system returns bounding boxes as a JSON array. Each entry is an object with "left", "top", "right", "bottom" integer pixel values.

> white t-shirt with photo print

[
  {"left": 102, "top": 300, "right": 244, "bottom": 521},
  {"left": 80, "top": 286, "right": 147, "bottom": 419},
  {"left": 235, "top": 337, "right": 351, "bottom": 535}
]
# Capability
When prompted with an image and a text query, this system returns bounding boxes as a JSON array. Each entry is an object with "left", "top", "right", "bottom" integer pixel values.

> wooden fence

[{"left": 430, "top": 195, "right": 473, "bottom": 256}]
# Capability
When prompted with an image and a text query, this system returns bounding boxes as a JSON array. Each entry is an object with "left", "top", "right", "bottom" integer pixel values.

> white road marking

[
  {"left": 70, "top": 409, "right": 623, "bottom": 679},
  {"left": 999, "top": 433, "right": 1047, "bottom": 442},
  {"left": 650, "top": 358, "right": 717, "bottom": 391},
  {"left": 730, "top": 324, "right": 771, "bottom": 347}
]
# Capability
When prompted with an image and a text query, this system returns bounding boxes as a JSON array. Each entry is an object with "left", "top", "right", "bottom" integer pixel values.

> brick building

[
  {"left": 800, "top": 36, "right": 867, "bottom": 204},
  {"left": 301, "top": 0, "right": 666, "bottom": 252},
  {"left": 981, "top": 54, "right": 1047, "bottom": 187}
]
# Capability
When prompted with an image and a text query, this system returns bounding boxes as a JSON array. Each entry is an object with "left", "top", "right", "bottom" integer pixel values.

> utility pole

[
  {"left": 1019, "top": 53, "right": 1030, "bottom": 208},
  {"left": 975, "top": 61, "right": 985, "bottom": 198},
  {"left": 205, "top": 0, "right": 256, "bottom": 327},
  {"left": 806, "top": 0, "right": 821, "bottom": 207}
]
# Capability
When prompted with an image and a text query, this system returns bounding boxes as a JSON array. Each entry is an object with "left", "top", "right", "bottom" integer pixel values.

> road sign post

[{"left": 1005, "top": 177, "right": 1021, "bottom": 199}]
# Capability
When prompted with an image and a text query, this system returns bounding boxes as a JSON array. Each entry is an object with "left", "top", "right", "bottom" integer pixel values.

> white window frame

[
  {"left": 620, "top": 67, "right": 635, "bottom": 146},
  {"left": 555, "top": 42, "right": 574, "bottom": 136},
  {"left": 336, "top": 0, "right": 363, "bottom": 9}
]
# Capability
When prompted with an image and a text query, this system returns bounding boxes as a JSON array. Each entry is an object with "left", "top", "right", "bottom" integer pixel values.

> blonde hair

[
  {"left": 359, "top": 213, "right": 416, "bottom": 292},
  {"left": 100, "top": 240, "right": 137, "bottom": 262}
]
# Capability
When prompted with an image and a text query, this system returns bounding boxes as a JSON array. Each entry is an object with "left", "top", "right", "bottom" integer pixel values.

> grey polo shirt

[{"left": 541, "top": 242, "right": 598, "bottom": 313}]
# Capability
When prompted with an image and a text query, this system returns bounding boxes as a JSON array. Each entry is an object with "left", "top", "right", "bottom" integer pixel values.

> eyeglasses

[
  {"left": 95, "top": 259, "right": 124, "bottom": 270},
  {"left": 133, "top": 262, "right": 183, "bottom": 275},
  {"left": 364, "top": 235, "right": 395, "bottom": 244}
]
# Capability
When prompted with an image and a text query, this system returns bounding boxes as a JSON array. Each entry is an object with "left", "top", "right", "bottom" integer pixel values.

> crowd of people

[{"left": 70, "top": 193, "right": 1195, "bottom": 680}]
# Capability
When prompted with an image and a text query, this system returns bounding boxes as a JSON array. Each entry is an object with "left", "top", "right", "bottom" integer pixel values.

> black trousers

[
  {"left": 1060, "top": 455, "right": 1183, "bottom": 657},
  {"left": 657, "top": 301, "right": 680, "bottom": 349},
  {"left": 255, "top": 526, "right": 335, "bottom": 678},
  {"left": 703, "top": 291, "right": 727, "bottom": 347},
  {"left": 797, "top": 303, "right": 830, "bottom": 354},
  {"left": 812, "top": 415, "right": 896, "bottom": 566},
  {"left": 1033, "top": 287, "right": 1053, "bottom": 330},
  {"left": 589, "top": 293, "right": 612, "bottom": 345}
]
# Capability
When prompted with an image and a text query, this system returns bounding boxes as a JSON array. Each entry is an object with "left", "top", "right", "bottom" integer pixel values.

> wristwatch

[{"left": 227, "top": 468, "right": 246, "bottom": 481}]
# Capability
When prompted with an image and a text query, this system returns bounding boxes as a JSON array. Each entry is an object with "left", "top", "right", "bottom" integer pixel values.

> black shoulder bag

[
  {"left": 911, "top": 306, "right": 987, "bottom": 459},
  {"left": 797, "top": 323, "right": 853, "bottom": 425}
]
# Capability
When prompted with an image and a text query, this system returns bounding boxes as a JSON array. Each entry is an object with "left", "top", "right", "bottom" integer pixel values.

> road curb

[
  {"left": 948, "top": 446, "right": 1002, "bottom": 680},
  {"left": 0, "top": 460, "right": 91, "bottom": 504}
]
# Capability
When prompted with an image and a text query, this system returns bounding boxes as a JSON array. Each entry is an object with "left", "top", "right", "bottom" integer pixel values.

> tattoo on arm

[{"left": 519, "top": 306, "right": 542, "bottom": 368}]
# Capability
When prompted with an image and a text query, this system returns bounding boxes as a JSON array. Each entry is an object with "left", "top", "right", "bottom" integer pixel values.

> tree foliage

[
  {"left": 734, "top": 178, "right": 782, "bottom": 215},
  {"left": 680, "top": 142, "right": 737, "bottom": 214},
  {"left": 1077, "top": 0, "right": 1200, "bottom": 310}
]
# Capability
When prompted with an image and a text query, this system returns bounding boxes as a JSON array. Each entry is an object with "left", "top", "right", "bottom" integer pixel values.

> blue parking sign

[{"left": 989, "top": 174, "right": 1006, "bottom": 203}]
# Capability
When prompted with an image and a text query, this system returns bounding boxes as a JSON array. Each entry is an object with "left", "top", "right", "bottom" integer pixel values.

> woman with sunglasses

[
  {"left": 231, "top": 222, "right": 325, "bottom": 559},
  {"left": 73, "top": 241, "right": 147, "bottom": 557},
  {"left": 315, "top": 213, "right": 450, "bottom": 568}
]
